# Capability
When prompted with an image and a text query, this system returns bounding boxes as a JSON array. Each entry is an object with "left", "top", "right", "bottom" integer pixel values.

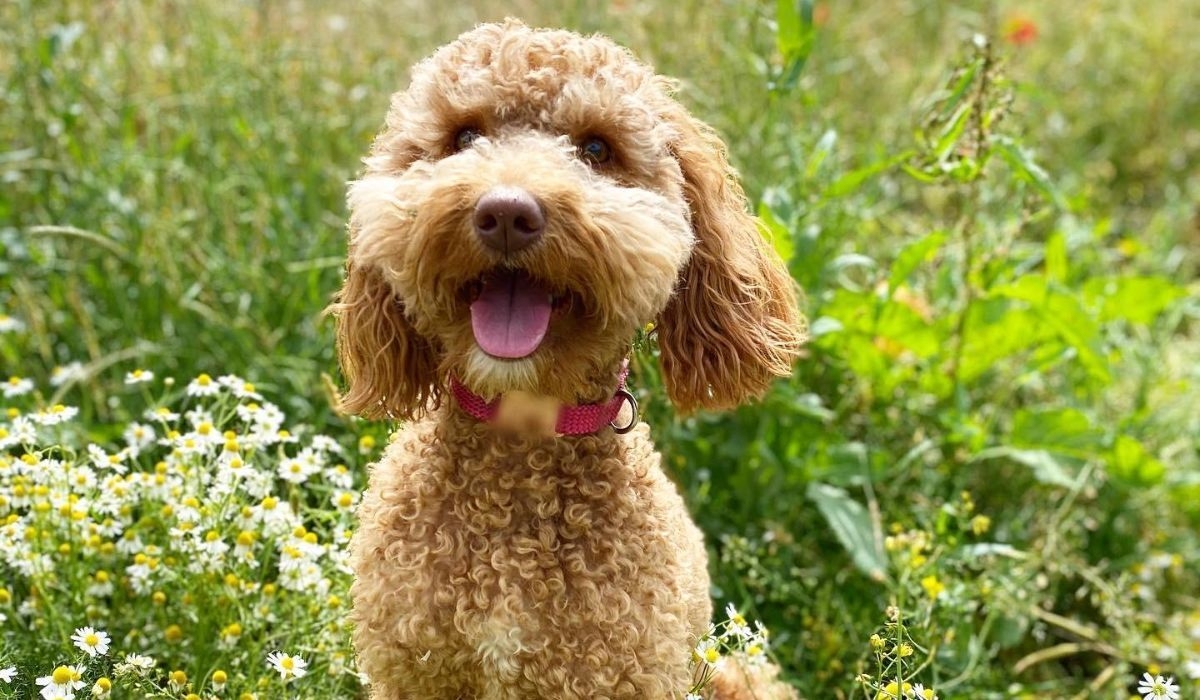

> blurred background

[{"left": 2, "top": 0, "right": 1198, "bottom": 696}]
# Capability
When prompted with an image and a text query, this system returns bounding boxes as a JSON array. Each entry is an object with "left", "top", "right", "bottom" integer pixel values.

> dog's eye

[
  {"left": 578, "top": 137, "right": 612, "bottom": 166},
  {"left": 453, "top": 128, "right": 482, "bottom": 152}
]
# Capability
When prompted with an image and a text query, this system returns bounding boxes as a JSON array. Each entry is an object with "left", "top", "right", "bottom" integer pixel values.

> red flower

[{"left": 1004, "top": 15, "right": 1038, "bottom": 45}]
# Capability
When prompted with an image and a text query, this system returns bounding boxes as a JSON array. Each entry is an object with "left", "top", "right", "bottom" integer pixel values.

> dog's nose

[{"left": 473, "top": 186, "right": 545, "bottom": 254}]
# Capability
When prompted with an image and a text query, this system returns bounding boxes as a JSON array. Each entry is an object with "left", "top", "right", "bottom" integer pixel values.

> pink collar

[{"left": 448, "top": 363, "right": 638, "bottom": 435}]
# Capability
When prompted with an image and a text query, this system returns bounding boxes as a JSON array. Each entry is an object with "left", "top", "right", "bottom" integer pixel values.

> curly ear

[
  {"left": 656, "top": 107, "right": 807, "bottom": 413},
  {"left": 329, "top": 262, "right": 439, "bottom": 421}
]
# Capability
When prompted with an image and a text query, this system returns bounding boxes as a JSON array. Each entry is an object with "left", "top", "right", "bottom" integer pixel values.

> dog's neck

[{"left": 446, "top": 360, "right": 636, "bottom": 437}]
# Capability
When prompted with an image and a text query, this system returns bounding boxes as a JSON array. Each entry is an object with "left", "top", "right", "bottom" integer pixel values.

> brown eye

[
  {"left": 453, "top": 128, "right": 482, "bottom": 152},
  {"left": 578, "top": 136, "right": 612, "bottom": 165}
]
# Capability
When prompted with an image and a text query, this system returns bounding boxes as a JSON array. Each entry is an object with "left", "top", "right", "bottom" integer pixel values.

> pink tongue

[{"left": 470, "top": 271, "right": 552, "bottom": 359}]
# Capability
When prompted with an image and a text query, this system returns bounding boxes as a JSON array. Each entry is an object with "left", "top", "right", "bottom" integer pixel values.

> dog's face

[{"left": 335, "top": 21, "right": 805, "bottom": 419}]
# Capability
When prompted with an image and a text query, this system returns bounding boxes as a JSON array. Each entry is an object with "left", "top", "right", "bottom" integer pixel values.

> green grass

[{"left": 2, "top": 0, "right": 1199, "bottom": 698}]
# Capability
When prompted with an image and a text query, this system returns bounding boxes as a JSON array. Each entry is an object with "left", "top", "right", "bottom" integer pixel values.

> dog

[{"left": 332, "top": 20, "right": 806, "bottom": 699}]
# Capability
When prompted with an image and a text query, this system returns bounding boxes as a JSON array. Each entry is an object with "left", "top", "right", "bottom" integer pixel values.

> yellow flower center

[{"left": 52, "top": 666, "right": 72, "bottom": 684}]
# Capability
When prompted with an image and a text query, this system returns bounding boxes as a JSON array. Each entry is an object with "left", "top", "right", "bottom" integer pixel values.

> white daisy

[
  {"left": 0, "top": 314, "right": 26, "bottom": 333},
  {"left": 186, "top": 373, "right": 221, "bottom": 397},
  {"left": 71, "top": 626, "right": 111, "bottom": 657},
  {"left": 113, "top": 653, "right": 155, "bottom": 678},
  {"left": 124, "top": 369, "right": 154, "bottom": 384},
  {"left": 30, "top": 404, "right": 78, "bottom": 426},
  {"left": 694, "top": 637, "right": 720, "bottom": 667},
  {"left": 1137, "top": 673, "right": 1180, "bottom": 700},
  {"left": 3, "top": 376, "right": 33, "bottom": 398},
  {"left": 35, "top": 665, "right": 85, "bottom": 697},
  {"left": 1185, "top": 658, "right": 1200, "bottom": 679},
  {"left": 0, "top": 666, "right": 16, "bottom": 683},
  {"left": 50, "top": 362, "right": 87, "bottom": 386},
  {"left": 266, "top": 651, "right": 308, "bottom": 681}
]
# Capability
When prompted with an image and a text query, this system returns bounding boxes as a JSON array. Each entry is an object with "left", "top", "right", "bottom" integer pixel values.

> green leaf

[
  {"left": 1010, "top": 408, "right": 1106, "bottom": 458},
  {"left": 824, "top": 151, "right": 913, "bottom": 198},
  {"left": 994, "top": 137, "right": 1067, "bottom": 209},
  {"left": 757, "top": 202, "right": 795, "bottom": 264},
  {"left": 806, "top": 482, "right": 887, "bottom": 580},
  {"left": 773, "top": 0, "right": 816, "bottom": 92},
  {"left": 888, "top": 231, "right": 946, "bottom": 290},
  {"left": 805, "top": 129, "right": 837, "bottom": 180},
  {"left": 1082, "top": 276, "right": 1186, "bottom": 325},
  {"left": 1045, "top": 231, "right": 1068, "bottom": 282},
  {"left": 971, "top": 447, "right": 1078, "bottom": 489},
  {"left": 1108, "top": 435, "right": 1165, "bottom": 487}
]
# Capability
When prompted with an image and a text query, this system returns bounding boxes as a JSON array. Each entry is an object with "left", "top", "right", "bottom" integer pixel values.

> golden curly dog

[{"left": 331, "top": 20, "right": 806, "bottom": 700}]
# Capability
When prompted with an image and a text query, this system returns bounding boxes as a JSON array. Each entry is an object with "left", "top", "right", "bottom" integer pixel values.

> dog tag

[{"left": 494, "top": 390, "right": 561, "bottom": 436}]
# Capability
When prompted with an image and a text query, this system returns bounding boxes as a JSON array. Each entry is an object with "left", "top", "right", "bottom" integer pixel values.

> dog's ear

[
  {"left": 656, "top": 104, "right": 807, "bottom": 413},
  {"left": 330, "top": 261, "right": 439, "bottom": 421}
]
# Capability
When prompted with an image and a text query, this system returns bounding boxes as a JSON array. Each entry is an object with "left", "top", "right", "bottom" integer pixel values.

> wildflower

[
  {"left": 168, "top": 669, "right": 188, "bottom": 692},
  {"left": 1137, "top": 673, "right": 1179, "bottom": 700},
  {"left": 266, "top": 651, "right": 309, "bottom": 682},
  {"left": 36, "top": 665, "right": 85, "bottom": 698},
  {"left": 145, "top": 406, "right": 180, "bottom": 422},
  {"left": 0, "top": 314, "right": 25, "bottom": 333},
  {"left": 186, "top": 373, "right": 220, "bottom": 397},
  {"left": 212, "top": 669, "right": 228, "bottom": 691},
  {"left": 694, "top": 637, "right": 720, "bottom": 666},
  {"left": 311, "top": 435, "right": 344, "bottom": 455},
  {"left": 870, "top": 633, "right": 885, "bottom": 652},
  {"left": 1184, "top": 658, "right": 1200, "bottom": 679},
  {"left": 219, "top": 375, "right": 261, "bottom": 400},
  {"left": 113, "top": 653, "right": 156, "bottom": 677},
  {"left": 879, "top": 680, "right": 911, "bottom": 699},
  {"left": 71, "top": 626, "right": 112, "bottom": 657},
  {"left": 220, "top": 622, "right": 244, "bottom": 647},
  {"left": 91, "top": 677, "right": 112, "bottom": 699},
  {"left": 0, "top": 667, "right": 15, "bottom": 683},
  {"left": 910, "top": 683, "right": 938, "bottom": 699},
  {"left": 3, "top": 376, "right": 33, "bottom": 398},
  {"left": 124, "top": 369, "right": 154, "bottom": 384},
  {"left": 331, "top": 490, "right": 358, "bottom": 511},
  {"left": 279, "top": 456, "right": 319, "bottom": 484},
  {"left": 723, "top": 602, "right": 752, "bottom": 638},
  {"left": 897, "top": 643, "right": 915, "bottom": 658},
  {"left": 920, "top": 575, "right": 945, "bottom": 600},
  {"left": 970, "top": 515, "right": 991, "bottom": 536},
  {"left": 1004, "top": 14, "right": 1038, "bottom": 45},
  {"left": 50, "top": 362, "right": 87, "bottom": 386},
  {"left": 325, "top": 463, "right": 354, "bottom": 488},
  {"left": 31, "top": 404, "right": 79, "bottom": 426}
]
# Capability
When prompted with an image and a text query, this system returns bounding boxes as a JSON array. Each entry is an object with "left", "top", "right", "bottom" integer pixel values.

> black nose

[{"left": 473, "top": 186, "right": 545, "bottom": 254}]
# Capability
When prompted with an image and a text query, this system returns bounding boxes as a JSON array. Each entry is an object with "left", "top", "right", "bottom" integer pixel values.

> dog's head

[{"left": 332, "top": 20, "right": 806, "bottom": 420}]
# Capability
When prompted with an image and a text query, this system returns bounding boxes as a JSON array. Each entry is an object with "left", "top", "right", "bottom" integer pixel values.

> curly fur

[{"left": 331, "top": 19, "right": 805, "bottom": 699}]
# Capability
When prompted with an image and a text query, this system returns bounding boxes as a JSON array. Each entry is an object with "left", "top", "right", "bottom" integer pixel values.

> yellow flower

[
  {"left": 970, "top": 515, "right": 991, "bottom": 536},
  {"left": 921, "top": 575, "right": 945, "bottom": 600}
]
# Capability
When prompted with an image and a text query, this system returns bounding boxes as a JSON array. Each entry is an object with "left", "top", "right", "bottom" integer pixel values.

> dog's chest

[{"left": 405, "top": 433, "right": 664, "bottom": 663}]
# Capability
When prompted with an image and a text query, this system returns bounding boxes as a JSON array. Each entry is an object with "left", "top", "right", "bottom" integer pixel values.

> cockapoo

[{"left": 332, "top": 19, "right": 806, "bottom": 699}]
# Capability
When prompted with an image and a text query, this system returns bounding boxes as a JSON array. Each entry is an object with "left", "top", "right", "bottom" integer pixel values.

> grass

[{"left": 2, "top": 0, "right": 1199, "bottom": 698}]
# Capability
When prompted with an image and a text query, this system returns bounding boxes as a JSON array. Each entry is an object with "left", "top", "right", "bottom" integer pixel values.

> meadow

[{"left": 1, "top": 0, "right": 1198, "bottom": 698}]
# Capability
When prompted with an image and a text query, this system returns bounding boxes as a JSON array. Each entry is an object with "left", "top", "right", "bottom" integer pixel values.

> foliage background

[{"left": 2, "top": 0, "right": 1198, "bottom": 698}]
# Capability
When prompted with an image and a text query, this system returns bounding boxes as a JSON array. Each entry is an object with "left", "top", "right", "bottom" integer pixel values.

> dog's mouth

[{"left": 464, "top": 269, "right": 572, "bottom": 359}]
